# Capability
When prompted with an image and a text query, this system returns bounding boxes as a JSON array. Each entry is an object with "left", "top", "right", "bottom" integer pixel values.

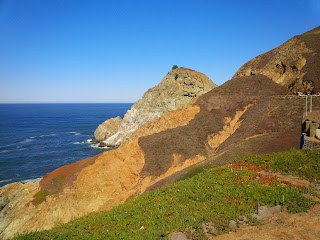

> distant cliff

[
  {"left": 233, "top": 26, "right": 320, "bottom": 94},
  {"left": 93, "top": 67, "right": 217, "bottom": 147}
]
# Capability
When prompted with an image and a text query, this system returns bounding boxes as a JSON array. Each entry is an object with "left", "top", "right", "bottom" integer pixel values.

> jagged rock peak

[
  {"left": 96, "top": 67, "right": 217, "bottom": 147},
  {"left": 233, "top": 26, "right": 320, "bottom": 94}
]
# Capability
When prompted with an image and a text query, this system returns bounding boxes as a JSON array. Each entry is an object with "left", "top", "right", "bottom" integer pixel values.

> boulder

[
  {"left": 169, "top": 232, "right": 188, "bottom": 240},
  {"left": 92, "top": 116, "right": 122, "bottom": 142},
  {"left": 252, "top": 205, "right": 282, "bottom": 220}
]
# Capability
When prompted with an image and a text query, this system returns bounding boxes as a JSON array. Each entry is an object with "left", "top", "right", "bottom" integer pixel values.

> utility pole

[{"left": 299, "top": 94, "right": 319, "bottom": 116}]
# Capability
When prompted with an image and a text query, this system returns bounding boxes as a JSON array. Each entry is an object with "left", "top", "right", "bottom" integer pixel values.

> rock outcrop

[
  {"left": 1, "top": 74, "right": 309, "bottom": 239},
  {"left": 92, "top": 116, "right": 122, "bottom": 142},
  {"left": 233, "top": 26, "right": 320, "bottom": 94},
  {"left": 1, "top": 27, "right": 320, "bottom": 239},
  {"left": 95, "top": 67, "right": 217, "bottom": 147}
]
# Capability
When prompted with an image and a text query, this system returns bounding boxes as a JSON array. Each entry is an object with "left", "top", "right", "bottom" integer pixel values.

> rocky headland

[
  {"left": 1, "top": 27, "right": 320, "bottom": 239},
  {"left": 93, "top": 67, "right": 217, "bottom": 147}
]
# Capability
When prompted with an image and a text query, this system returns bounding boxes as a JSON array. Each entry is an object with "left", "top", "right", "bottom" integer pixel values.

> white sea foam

[
  {"left": 67, "top": 132, "right": 81, "bottom": 136},
  {"left": 39, "top": 133, "right": 56, "bottom": 138},
  {"left": 0, "top": 143, "right": 16, "bottom": 149},
  {"left": 73, "top": 139, "right": 92, "bottom": 145},
  {"left": 20, "top": 138, "right": 34, "bottom": 143},
  {"left": 89, "top": 143, "right": 110, "bottom": 149},
  {"left": 0, "top": 179, "right": 13, "bottom": 184},
  {"left": 21, "top": 178, "right": 42, "bottom": 184},
  {"left": 1, "top": 147, "right": 26, "bottom": 153}
]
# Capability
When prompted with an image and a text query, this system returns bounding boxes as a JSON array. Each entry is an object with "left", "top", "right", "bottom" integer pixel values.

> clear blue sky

[{"left": 0, "top": 0, "right": 319, "bottom": 103}]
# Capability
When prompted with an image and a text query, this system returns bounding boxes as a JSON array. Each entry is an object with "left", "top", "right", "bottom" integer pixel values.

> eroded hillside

[
  {"left": 1, "top": 27, "right": 320, "bottom": 239},
  {"left": 233, "top": 26, "right": 320, "bottom": 94},
  {"left": 1, "top": 74, "right": 313, "bottom": 239}
]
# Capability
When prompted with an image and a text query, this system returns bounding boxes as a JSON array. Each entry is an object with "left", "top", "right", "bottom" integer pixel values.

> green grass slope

[{"left": 14, "top": 149, "right": 320, "bottom": 240}]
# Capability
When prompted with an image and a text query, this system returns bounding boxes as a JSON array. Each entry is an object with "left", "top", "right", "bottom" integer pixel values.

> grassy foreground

[{"left": 14, "top": 149, "right": 320, "bottom": 240}]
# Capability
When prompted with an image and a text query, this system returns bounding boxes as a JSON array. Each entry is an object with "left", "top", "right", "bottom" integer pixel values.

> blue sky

[{"left": 0, "top": 0, "right": 319, "bottom": 103}]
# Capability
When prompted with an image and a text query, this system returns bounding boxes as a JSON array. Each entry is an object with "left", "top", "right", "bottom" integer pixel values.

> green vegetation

[
  {"left": 32, "top": 175, "right": 66, "bottom": 205},
  {"left": 172, "top": 65, "right": 178, "bottom": 70},
  {"left": 240, "top": 149, "right": 320, "bottom": 182},
  {"left": 15, "top": 149, "right": 319, "bottom": 240},
  {"left": 32, "top": 190, "right": 50, "bottom": 205}
]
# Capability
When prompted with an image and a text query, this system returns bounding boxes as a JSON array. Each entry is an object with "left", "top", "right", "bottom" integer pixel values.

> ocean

[{"left": 0, "top": 103, "right": 132, "bottom": 187}]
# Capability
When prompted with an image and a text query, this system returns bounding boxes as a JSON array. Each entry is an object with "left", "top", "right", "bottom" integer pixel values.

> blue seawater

[{"left": 0, "top": 103, "right": 132, "bottom": 187}]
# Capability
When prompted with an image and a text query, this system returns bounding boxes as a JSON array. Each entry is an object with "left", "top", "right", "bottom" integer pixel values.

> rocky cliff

[
  {"left": 233, "top": 26, "right": 320, "bottom": 94},
  {"left": 1, "top": 74, "right": 312, "bottom": 239},
  {"left": 1, "top": 27, "right": 320, "bottom": 239},
  {"left": 94, "top": 67, "right": 217, "bottom": 147}
]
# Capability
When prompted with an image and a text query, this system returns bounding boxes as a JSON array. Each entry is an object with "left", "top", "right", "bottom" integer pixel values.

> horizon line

[{"left": 0, "top": 102, "right": 134, "bottom": 104}]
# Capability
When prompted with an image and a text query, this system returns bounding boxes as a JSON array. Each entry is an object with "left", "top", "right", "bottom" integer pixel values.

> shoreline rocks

[{"left": 92, "top": 116, "right": 122, "bottom": 143}]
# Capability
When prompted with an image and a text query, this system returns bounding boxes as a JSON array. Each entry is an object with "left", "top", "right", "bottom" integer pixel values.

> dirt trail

[{"left": 210, "top": 204, "right": 320, "bottom": 240}]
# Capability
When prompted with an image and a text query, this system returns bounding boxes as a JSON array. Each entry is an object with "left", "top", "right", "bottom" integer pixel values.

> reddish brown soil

[{"left": 39, "top": 154, "right": 101, "bottom": 193}]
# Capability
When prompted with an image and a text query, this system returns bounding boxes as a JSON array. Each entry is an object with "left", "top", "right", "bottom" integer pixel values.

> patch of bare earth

[
  {"left": 208, "top": 172, "right": 320, "bottom": 240},
  {"left": 210, "top": 204, "right": 320, "bottom": 240},
  {"left": 259, "top": 171, "right": 312, "bottom": 188}
]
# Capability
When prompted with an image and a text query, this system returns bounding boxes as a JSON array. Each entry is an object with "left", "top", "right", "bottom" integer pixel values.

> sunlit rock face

[
  {"left": 233, "top": 26, "right": 320, "bottom": 94},
  {"left": 96, "top": 67, "right": 217, "bottom": 147},
  {"left": 92, "top": 116, "right": 122, "bottom": 142}
]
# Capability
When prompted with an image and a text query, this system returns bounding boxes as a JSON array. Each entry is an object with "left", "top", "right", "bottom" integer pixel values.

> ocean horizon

[{"left": 0, "top": 103, "right": 133, "bottom": 187}]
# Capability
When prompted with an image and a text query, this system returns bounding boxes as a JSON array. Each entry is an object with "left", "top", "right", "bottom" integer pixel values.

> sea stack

[{"left": 94, "top": 67, "right": 217, "bottom": 147}]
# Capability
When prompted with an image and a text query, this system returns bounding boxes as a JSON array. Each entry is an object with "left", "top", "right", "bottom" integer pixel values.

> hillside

[
  {"left": 1, "top": 74, "right": 312, "bottom": 239},
  {"left": 13, "top": 149, "right": 320, "bottom": 239},
  {"left": 233, "top": 26, "right": 320, "bottom": 94},
  {"left": 1, "top": 27, "right": 320, "bottom": 239}
]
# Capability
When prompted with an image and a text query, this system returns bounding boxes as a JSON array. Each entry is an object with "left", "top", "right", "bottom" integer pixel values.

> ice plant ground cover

[{"left": 14, "top": 149, "right": 320, "bottom": 240}]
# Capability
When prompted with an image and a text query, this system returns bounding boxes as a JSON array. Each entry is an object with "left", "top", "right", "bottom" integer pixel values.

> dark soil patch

[{"left": 139, "top": 75, "right": 292, "bottom": 179}]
